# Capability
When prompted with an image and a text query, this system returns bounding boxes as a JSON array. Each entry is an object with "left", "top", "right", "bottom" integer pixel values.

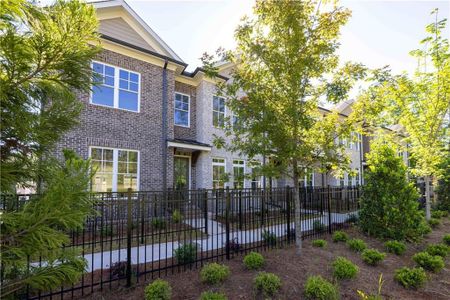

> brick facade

[{"left": 55, "top": 49, "right": 175, "bottom": 190}]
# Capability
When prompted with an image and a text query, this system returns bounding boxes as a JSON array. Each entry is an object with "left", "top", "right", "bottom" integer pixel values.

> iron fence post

[
  {"left": 327, "top": 185, "right": 332, "bottom": 234},
  {"left": 126, "top": 188, "right": 132, "bottom": 287},
  {"left": 225, "top": 187, "right": 231, "bottom": 260},
  {"left": 261, "top": 189, "right": 265, "bottom": 226},
  {"left": 203, "top": 189, "right": 208, "bottom": 235},
  {"left": 286, "top": 186, "right": 291, "bottom": 243},
  {"left": 238, "top": 190, "right": 243, "bottom": 231}
]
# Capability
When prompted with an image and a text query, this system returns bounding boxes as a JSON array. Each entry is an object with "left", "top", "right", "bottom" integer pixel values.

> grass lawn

[{"left": 81, "top": 217, "right": 450, "bottom": 300}]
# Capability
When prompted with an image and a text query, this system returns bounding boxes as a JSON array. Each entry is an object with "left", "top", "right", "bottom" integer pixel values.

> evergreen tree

[
  {"left": 359, "top": 139, "right": 426, "bottom": 241},
  {"left": 0, "top": 0, "right": 99, "bottom": 297}
]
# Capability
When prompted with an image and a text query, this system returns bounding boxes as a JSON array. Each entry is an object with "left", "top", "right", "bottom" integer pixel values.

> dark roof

[{"left": 168, "top": 138, "right": 212, "bottom": 148}]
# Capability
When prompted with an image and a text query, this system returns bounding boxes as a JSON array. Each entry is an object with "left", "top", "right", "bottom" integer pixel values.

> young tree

[
  {"left": 351, "top": 10, "right": 450, "bottom": 220},
  {"left": 203, "top": 0, "right": 365, "bottom": 253},
  {"left": 359, "top": 138, "right": 426, "bottom": 241},
  {"left": 0, "top": 0, "right": 99, "bottom": 296}
]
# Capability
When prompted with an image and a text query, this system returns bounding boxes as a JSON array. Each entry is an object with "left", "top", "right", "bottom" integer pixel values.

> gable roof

[{"left": 89, "top": 0, "right": 183, "bottom": 62}]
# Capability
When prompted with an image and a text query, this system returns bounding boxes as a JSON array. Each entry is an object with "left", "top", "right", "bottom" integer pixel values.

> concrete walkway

[{"left": 83, "top": 211, "right": 357, "bottom": 272}]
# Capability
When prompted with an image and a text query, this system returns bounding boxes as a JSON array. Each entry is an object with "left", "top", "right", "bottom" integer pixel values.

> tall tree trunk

[
  {"left": 425, "top": 175, "right": 431, "bottom": 220},
  {"left": 292, "top": 160, "right": 302, "bottom": 254}
]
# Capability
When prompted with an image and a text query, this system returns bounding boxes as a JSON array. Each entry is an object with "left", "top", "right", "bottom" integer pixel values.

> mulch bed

[{"left": 81, "top": 218, "right": 450, "bottom": 300}]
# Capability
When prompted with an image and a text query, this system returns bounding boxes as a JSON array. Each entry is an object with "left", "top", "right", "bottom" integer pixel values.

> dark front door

[{"left": 174, "top": 156, "right": 190, "bottom": 190}]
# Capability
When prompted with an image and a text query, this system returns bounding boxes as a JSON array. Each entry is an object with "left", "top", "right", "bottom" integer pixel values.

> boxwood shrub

[
  {"left": 394, "top": 267, "right": 427, "bottom": 289},
  {"left": 312, "top": 239, "right": 327, "bottom": 248},
  {"left": 174, "top": 243, "right": 197, "bottom": 265},
  {"left": 425, "top": 243, "right": 449, "bottom": 257},
  {"left": 304, "top": 275, "right": 339, "bottom": 300},
  {"left": 243, "top": 252, "right": 265, "bottom": 270},
  {"left": 254, "top": 272, "right": 282, "bottom": 296},
  {"left": 332, "top": 257, "right": 359, "bottom": 280},
  {"left": 332, "top": 231, "right": 348, "bottom": 242},
  {"left": 200, "top": 263, "right": 230, "bottom": 284},
  {"left": 144, "top": 279, "right": 172, "bottom": 300},
  {"left": 443, "top": 234, "right": 450, "bottom": 246},
  {"left": 199, "top": 291, "right": 227, "bottom": 300},
  {"left": 428, "top": 218, "right": 441, "bottom": 228},
  {"left": 347, "top": 239, "right": 367, "bottom": 252},
  {"left": 412, "top": 252, "right": 445, "bottom": 273},
  {"left": 361, "top": 249, "right": 386, "bottom": 266},
  {"left": 384, "top": 240, "right": 406, "bottom": 255}
]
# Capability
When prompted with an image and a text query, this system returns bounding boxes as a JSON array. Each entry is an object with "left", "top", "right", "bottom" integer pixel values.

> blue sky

[{"left": 125, "top": 0, "right": 449, "bottom": 73}]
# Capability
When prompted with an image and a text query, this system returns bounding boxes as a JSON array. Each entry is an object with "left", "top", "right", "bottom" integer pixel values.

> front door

[{"left": 174, "top": 156, "right": 190, "bottom": 190}]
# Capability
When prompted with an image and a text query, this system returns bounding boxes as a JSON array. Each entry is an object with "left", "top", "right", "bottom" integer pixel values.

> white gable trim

[{"left": 91, "top": 0, "right": 183, "bottom": 62}]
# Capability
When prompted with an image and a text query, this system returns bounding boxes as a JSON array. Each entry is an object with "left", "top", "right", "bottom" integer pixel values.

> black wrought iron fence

[{"left": 1, "top": 186, "right": 360, "bottom": 299}]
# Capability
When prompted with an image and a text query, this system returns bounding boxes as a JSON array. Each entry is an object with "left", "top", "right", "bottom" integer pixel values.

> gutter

[{"left": 162, "top": 60, "right": 168, "bottom": 192}]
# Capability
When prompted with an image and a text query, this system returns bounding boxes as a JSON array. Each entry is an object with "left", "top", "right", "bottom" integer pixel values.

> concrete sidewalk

[{"left": 83, "top": 211, "right": 357, "bottom": 272}]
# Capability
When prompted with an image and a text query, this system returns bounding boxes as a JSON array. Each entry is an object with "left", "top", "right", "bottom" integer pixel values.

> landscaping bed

[{"left": 82, "top": 218, "right": 450, "bottom": 300}]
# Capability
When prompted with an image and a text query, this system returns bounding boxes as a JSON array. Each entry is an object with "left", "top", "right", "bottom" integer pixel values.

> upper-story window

[
  {"left": 91, "top": 61, "right": 140, "bottom": 112},
  {"left": 174, "top": 93, "right": 190, "bottom": 127},
  {"left": 213, "top": 96, "right": 225, "bottom": 128}
]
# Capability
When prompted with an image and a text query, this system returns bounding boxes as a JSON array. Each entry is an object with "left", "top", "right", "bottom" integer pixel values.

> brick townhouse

[{"left": 55, "top": 0, "right": 402, "bottom": 193}]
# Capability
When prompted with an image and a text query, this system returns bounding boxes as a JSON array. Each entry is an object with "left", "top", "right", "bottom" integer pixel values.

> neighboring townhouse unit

[{"left": 54, "top": 0, "right": 371, "bottom": 193}]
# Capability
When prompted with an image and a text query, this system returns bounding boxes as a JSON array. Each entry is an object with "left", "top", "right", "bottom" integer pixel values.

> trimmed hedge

[
  {"left": 243, "top": 252, "right": 265, "bottom": 270},
  {"left": 200, "top": 263, "right": 230, "bottom": 285}
]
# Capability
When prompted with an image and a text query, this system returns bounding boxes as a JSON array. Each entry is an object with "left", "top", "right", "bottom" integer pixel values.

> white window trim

[
  {"left": 174, "top": 154, "right": 191, "bottom": 189},
  {"left": 174, "top": 92, "right": 190, "bottom": 128},
  {"left": 90, "top": 61, "right": 141, "bottom": 113},
  {"left": 212, "top": 157, "right": 227, "bottom": 188},
  {"left": 89, "top": 146, "right": 140, "bottom": 192},
  {"left": 212, "top": 95, "right": 226, "bottom": 128},
  {"left": 232, "top": 159, "right": 246, "bottom": 188},
  {"left": 248, "top": 160, "right": 262, "bottom": 189}
]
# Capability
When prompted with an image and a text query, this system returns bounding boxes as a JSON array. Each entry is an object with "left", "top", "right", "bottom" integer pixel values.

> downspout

[{"left": 162, "top": 60, "right": 168, "bottom": 192}]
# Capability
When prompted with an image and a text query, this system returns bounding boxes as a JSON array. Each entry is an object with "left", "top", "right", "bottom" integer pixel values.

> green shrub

[
  {"left": 359, "top": 142, "right": 425, "bottom": 241},
  {"left": 262, "top": 230, "right": 277, "bottom": 246},
  {"left": 417, "top": 221, "right": 432, "bottom": 236},
  {"left": 412, "top": 252, "right": 445, "bottom": 273},
  {"left": 332, "top": 231, "right": 349, "bottom": 242},
  {"left": 151, "top": 218, "right": 167, "bottom": 230},
  {"left": 312, "top": 239, "right": 327, "bottom": 248},
  {"left": 384, "top": 240, "right": 406, "bottom": 255},
  {"left": 313, "top": 220, "right": 325, "bottom": 233},
  {"left": 428, "top": 218, "right": 440, "bottom": 228},
  {"left": 199, "top": 291, "right": 227, "bottom": 300},
  {"left": 144, "top": 279, "right": 172, "bottom": 300},
  {"left": 394, "top": 267, "right": 427, "bottom": 289},
  {"left": 425, "top": 243, "right": 449, "bottom": 257},
  {"left": 347, "top": 239, "right": 367, "bottom": 252},
  {"left": 443, "top": 234, "right": 450, "bottom": 246},
  {"left": 200, "top": 263, "right": 230, "bottom": 284},
  {"left": 332, "top": 257, "right": 359, "bottom": 280},
  {"left": 243, "top": 252, "right": 265, "bottom": 270},
  {"left": 254, "top": 272, "right": 282, "bottom": 296},
  {"left": 361, "top": 249, "right": 386, "bottom": 266},
  {"left": 431, "top": 210, "right": 444, "bottom": 219},
  {"left": 304, "top": 275, "right": 339, "bottom": 300},
  {"left": 172, "top": 209, "right": 182, "bottom": 223},
  {"left": 174, "top": 243, "right": 197, "bottom": 265}
]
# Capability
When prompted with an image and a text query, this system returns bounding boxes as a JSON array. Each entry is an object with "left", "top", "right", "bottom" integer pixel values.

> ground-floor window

[
  {"left": 248, "top": 160, "right": 261, "bottom": 189},
  {"left": 233, "top": 159, "right": 245, "bottom": 189},
  {"left": 212, "top": 158, "right": 226, "bottom": 189},
  {"left": 90, "top": 147, "right": 139, "bottom": 192}
]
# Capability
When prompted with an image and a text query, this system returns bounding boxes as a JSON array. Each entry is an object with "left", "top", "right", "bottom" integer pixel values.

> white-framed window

[
  {"left": 91, "top": 61, "right": 140, "bottom": 112},
  {"left": 174, "top": 92, "right": 190, "bottom": 127},
  {"left": 212, "top": 158, "right": 226, "bottom": 189},
  {"left": 355, "top": 133, "right": 361, "bottom": 151},
  {"left": 233, "top": 159, "right": 245, "bottom": 189},
  {"left": 248, "top": 160, "right": 261, "bottom": 189},
  {"left": 299, "top": 168, "right": 314, "bottom": 187},
  {"left": 90, "top": 147, "right": 139, "bottom": 192},
  {"left": 347, "top": 172, "right": 352, "bottom": 186},
  {"left": 213, "top": 96, "right": 225, "bottom": 128},
  {"left": 339, "top": 174, "right": 345, "bottom": 187}
]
